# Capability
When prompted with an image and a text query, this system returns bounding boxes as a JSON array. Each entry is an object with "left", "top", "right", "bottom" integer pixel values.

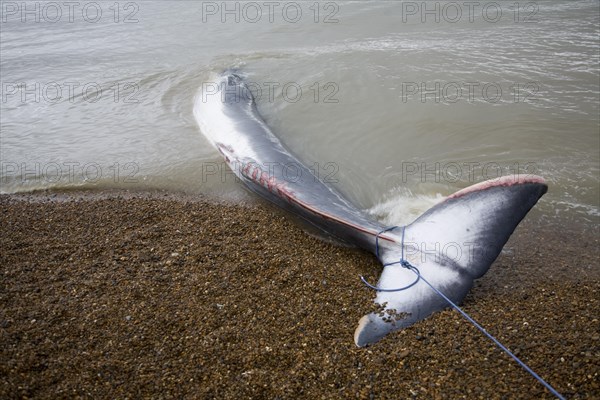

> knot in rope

[{"left": 360, "top": 226, "right": 420, "bottom": 292}]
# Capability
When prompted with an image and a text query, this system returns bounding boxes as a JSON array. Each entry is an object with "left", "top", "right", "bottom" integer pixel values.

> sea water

[{"left": 1, "top": 1, "right": 598, "bottom": 228}]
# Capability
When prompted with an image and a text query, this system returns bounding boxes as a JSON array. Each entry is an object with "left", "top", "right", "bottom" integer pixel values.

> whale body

[{"left": 193, "top": 72, "right": 548, "bottom": 346}]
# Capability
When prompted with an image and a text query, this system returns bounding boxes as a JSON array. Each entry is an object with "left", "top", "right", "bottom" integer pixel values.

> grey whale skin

[{"left": 194, "top": 73, "right": 548, "bottom": 347}]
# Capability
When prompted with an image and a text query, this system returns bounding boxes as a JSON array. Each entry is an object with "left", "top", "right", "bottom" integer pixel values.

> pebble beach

[{"left": 0, "top": 191, "right": 598, "bottom": 399}]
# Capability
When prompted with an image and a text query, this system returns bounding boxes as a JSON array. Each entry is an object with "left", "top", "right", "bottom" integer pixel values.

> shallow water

[{"left": 1, "top": 1, "right": 598, "bottom": 227}]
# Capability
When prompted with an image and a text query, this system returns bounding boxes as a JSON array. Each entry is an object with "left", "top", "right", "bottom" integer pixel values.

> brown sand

[{"left": 0, "top": 191, "right": 598, "bottom": 399}]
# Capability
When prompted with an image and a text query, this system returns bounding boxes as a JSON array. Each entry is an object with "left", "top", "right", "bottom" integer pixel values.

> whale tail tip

[{"left": 354, "top": 174, "right": 548, "bottom": 347}]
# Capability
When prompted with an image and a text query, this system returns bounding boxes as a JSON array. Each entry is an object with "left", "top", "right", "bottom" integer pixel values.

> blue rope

[
  {"left": 361, "top": 226, "right": 566, "bottom": 400},
  {"left": 361, "top": 226, "right": 421, "bottom": 291}
]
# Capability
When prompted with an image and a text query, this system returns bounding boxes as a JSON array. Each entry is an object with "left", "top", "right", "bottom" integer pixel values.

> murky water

[{"left": 1, "top": 1, "right": 598, "bottom": 227}]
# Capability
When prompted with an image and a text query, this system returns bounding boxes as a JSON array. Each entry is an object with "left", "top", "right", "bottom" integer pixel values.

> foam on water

[{"left": 367, "top": 187, "right": 445, "bottom": 227}]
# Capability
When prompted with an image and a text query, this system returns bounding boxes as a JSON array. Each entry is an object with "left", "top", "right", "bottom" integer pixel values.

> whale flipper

[{"left": 354, "top": 176, "right": 547, "bottom": 347}]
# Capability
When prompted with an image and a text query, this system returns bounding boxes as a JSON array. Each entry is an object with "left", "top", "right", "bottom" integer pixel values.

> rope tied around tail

[
  {"left": 360, "top": 226, "right": 420, "bottom": 292},
  {"left": 359, "top": 226, "right": 565, "bottom": 400}
]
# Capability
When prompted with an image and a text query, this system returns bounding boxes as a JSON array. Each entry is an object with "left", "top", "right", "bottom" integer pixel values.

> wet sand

[{"left": 0, "top": 191, "right": 598, "bottom": 399}]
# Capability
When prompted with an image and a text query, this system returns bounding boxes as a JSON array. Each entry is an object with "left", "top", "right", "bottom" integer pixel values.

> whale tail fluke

[{"left": 354, "top": 175, "right": 548, "bottom": 347}]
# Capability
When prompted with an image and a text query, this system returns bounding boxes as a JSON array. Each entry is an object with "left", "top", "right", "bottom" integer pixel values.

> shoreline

[{"left": 1, "top": 190, "right": 598, "bottom": 398}]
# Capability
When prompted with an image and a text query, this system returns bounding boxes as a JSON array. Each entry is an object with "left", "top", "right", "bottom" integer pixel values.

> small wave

[
  {"left": 367, "top": 188, "right": 445, "bottom": 227},
  {"left": 551, "top": 200, "right": 600, "bottom": 218}
]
